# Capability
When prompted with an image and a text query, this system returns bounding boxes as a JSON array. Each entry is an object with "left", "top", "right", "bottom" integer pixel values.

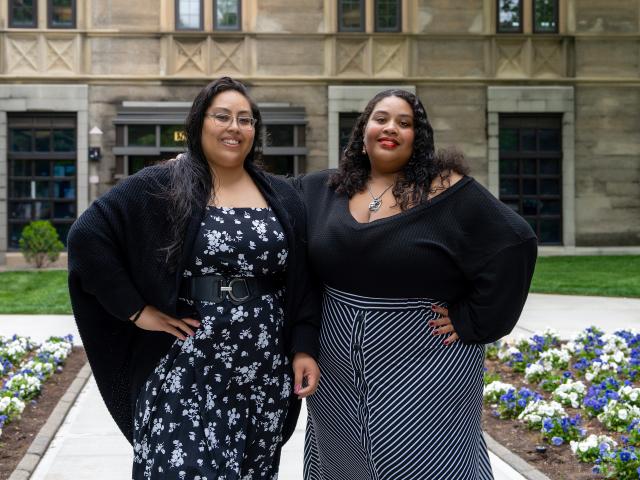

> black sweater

[
  {"left": 295, "top": 170, "right": 537, "bottom": 344},
  {"left": 67, "top": 162, "right": 320, "bottom": 445}
]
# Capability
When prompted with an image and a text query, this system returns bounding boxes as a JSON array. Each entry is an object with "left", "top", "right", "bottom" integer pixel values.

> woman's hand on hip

[
  {"left": 292, "top": 352, "right": 320, "bottom": 399},
  {"left": 133, "top": 305, "right": 201, "bottom": 341},
  {"left": 429, "top": 305, "right": 460, "bottom": 346}
]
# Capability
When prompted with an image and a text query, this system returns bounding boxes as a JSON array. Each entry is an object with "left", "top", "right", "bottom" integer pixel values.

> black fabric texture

[
  {"left": 67, "top": 160, "right": 320, "bottom": 445},
  {"left": 294, "top": 169, "right": 537, "bottom": 344}
]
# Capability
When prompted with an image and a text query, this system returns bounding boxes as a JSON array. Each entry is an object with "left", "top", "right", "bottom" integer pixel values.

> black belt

[{"left": 182, "top": 275, "right": 281, "bottom": 305}]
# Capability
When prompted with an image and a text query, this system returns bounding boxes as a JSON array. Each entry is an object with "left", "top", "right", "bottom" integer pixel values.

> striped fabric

[{"left": 304, "top": 286, "right": 494, "bottom": 480}]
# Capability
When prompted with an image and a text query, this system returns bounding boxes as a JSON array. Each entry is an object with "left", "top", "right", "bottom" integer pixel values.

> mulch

[
  {"left": 0, "top": 349, "right": 612, "bottom": 480},
  {"left": 0, "top": 347, "right": 87, "bottom": 480},
  {"left": 482, "top": 357, "right": 604, "bottom": 480}
]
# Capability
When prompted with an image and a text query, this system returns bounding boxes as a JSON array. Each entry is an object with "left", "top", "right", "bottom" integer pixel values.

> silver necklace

[{"left": 367, "top": 183, "right": 394, "bottom": 212}]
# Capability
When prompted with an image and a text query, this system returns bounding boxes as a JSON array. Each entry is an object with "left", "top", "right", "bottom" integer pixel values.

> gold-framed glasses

[{"left": 205, "top": 112, "right": 256, "bottom": 130}]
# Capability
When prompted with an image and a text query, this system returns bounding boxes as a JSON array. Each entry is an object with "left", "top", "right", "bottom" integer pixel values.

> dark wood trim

[
  {"left": 213, "top": 0, "right": 241, "bottom": 30},
  {"left": 374, "top": 0, "right": 401, "bottom": 33},
  {"left": 175, "top": 0, "right": 204, "bottom": 31},
  {"left": 338, "top": 0, "right": 365, "bottom": 32},
  {"left": 533, "top": 0, "right": 559, "bottom": 34},
  {"left": 48, "top": 0, "right": 76, "bottom": 29},
  {"left": 8, "top": 0, "right": 37, "bottom": 28},
  {"left": 496, "top": 0, "right": 524, "bottom": 34}
]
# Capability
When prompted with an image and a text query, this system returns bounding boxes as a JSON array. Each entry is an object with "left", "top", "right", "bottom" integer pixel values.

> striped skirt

[{"left": 303, "top": 286, "right": 494, "bottom": 480}]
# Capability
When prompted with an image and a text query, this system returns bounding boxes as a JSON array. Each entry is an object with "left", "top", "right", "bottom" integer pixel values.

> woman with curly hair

[{"left": 294, "top": 89, "right": 537, "bottom": 479}]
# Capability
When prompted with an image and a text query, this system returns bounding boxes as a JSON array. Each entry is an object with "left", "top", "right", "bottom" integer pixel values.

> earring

[{"left": 362, "top": 145, "right": 367, "bottom": 155}]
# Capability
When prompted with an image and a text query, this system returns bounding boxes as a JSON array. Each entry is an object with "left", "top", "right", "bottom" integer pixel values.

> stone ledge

[
  {"left": 484, "top": 431, "right": 553, "bottom": 480},
  {"left": 8, "top": 362, "right": 92, "bottom": 480}
]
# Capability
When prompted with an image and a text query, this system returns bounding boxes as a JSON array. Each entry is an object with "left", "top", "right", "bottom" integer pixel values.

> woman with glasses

[{"left": 68, "top": 77, "right": 320, "bottom": 479}]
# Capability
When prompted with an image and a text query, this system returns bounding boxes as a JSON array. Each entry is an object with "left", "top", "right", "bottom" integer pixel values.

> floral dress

[{"left": 132, "top": 206, "right": 291, "bottom": 480}]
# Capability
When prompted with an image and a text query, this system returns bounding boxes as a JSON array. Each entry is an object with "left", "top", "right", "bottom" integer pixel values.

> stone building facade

[{"left": 0, "top": 0, "right": 638, "bottom": 264}]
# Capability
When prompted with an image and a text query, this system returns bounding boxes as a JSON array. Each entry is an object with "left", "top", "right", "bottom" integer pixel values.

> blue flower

[
  {"left": 620, "top": 450, "right": 631, "bottom": 462},
  {"left": 551, "top": 437, "right": 563, "bottom": 446},
  {"left": 542, "top": 418, "right": 554, "bottom": 432}
]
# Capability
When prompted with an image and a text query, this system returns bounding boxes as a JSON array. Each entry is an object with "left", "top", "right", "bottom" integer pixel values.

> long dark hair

[
  {"left": 329, "top": 89, "right": 468, "bottom": 210},
  {"left": 162, "top": 77, "right": 264, "bottom": 270}
]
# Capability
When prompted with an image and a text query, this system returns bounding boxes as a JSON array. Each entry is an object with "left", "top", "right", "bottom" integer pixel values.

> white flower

[
  {"left": 598, "top": 400, "right": 640, "bottom": 430},
  {"left": 538, "top": 348, "right": 571, "bottom": 370},
  {"left": 552, "top": 380, "right": 587, "bottom": 409},
  {"left": 518, "top": 400, "right": 566, "bottom": 428},
  {"left": 483, "top": 381, "right": 514, "bottom": 403},
  {"left": 524, "top": 362, "right": 546, "bottom": 382}
]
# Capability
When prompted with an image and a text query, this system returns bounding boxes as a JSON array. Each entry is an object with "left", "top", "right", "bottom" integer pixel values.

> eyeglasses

[{"left": 205, "top": 112, "right": 256, "bottom": 130}]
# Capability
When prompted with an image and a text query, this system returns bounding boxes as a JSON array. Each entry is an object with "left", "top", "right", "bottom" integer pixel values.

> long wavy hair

[
  {"left": 161, "top": 77, "right": 264, "bottom": 270},
  {"left": 329, "top": 89, "right": 468, "bottom": 210}
]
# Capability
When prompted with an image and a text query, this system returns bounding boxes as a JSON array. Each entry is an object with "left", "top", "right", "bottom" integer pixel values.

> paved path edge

[
  {"left": 484, "top": 431, "right": 552, "bottom": 480},
  {"left": 8, "top": 362, "right": 92, "bottom": 480}
]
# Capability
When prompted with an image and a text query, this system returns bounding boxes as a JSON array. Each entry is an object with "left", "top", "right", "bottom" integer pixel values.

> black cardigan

[{"left": 67, "top": 162, "right": 320, "bottom": 445}]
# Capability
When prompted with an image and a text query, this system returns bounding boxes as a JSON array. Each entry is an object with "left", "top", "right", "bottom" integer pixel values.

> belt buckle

[{"left": 221, "top": 278, "right": 251, "bottom": 304}]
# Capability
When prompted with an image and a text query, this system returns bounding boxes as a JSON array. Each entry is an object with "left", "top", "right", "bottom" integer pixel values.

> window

[
  {"left": 113, "top": 103, "right": 191, "bottom": 178},
  {"left": 375, "top": 0, "right": 400, "bottom": 32},
  {"left": 339, "top": 113, "right": 359, "bottom": 160},
  {"left": 261, "top": 106, "right": 308, "bottom": 176},
  {"left": 115, "top": 124, "right": 186, "bottom": 175},
  {"left": 497, "top": 0, "right": 523, "bottom": 33},
  {"left": 534, "top": 0, "right": 558, "bottom": 33},
  {"left": 499, "top": 115, "right": 562, "bottom": 244},
  {"left": 338, "top": 0, "right": 365, "bottom": 32},
  {"left": 176, "top": 0, "right": 203, "bottom": 30},
  {"left": 215, "top": 0, "right": 240, "bottom": 30},
  {"left": 9, "top": 0, "right": 37, "bottom": 28},
  {"left": 48, "top": 0, "right": 75, "bottom": 28},
  {"left": 7, "top": 114, "right": 77, "bottom": 249}
]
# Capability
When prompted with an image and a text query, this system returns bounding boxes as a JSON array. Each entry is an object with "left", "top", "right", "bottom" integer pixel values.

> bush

[{"left": 18, "top": 221, "right": 64, "bottom": 268}]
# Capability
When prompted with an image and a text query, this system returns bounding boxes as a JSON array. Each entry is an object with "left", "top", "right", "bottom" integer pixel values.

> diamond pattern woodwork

[
  {"left": 336, "top": 39, "right": 368, "bottom": 76},
  {"left": 211, "top": 39, "right": 244, "bottom": 74},
  {"left": 6, "top": 36, "right": 38, "bottom": 74},
  {"left": 496, "top": 40, "right": 528, "bottom": 78},
  {"left": 174, "top": 38, "right": 207, "bottom": 75},
  {"left": 46, "top": 38, "right": 76, "bottom": 74},
  {"left": 372, "top": 39, "right": 404, "bottom": 77},
  {"left": 533, "top": 41, "right": 564, "bottom": 78}
]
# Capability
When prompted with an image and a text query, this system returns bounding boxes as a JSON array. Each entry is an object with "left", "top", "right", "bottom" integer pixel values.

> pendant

[{"left": 368, "top": 198, "right": 382, "bottom": 212}]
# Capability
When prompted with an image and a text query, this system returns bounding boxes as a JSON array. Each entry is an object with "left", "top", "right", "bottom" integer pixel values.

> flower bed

[
  {"left": 0, "top": 334, "right": 73, "bottom": 438},
  {"left": 485, "top": 327, "right": 640, "bottom": 479}
]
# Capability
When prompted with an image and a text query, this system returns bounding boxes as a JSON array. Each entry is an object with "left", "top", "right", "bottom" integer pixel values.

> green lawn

[
  {"left": 0, "top": 270, "right": 72, "bottom": 314},
  {"left": 531, "top": 255, "right": 640, "bottom": 298},
  {"left": 0, "top": 255, "right": 638, "bottom": 314}
]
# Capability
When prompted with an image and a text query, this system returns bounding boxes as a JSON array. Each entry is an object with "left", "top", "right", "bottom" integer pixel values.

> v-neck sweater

[{"left": 294, "top": 169, "right": 538, "bottom": 344}]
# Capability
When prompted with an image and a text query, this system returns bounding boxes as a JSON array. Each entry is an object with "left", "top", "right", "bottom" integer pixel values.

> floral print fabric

[{"left": 132, "top": 207, "right": 290, "bottom": 479}]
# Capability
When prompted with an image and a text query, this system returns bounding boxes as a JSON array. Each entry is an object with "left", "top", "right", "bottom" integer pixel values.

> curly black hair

[
  {"left": 329, "top": 89, "right": 468, "bottom": 210},
  {"left": 162, "top": 77, "right": 264, "bottom": 270}
]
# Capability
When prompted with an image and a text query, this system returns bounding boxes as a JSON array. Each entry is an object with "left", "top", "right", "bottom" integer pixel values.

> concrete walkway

[{"left": 2, "top": 292, "right": 639, "bottom": 480}]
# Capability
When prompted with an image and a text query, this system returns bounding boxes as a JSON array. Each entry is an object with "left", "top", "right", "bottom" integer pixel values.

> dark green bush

[{"left": 18, "top": 220, "right": 64, "bottom": 268}]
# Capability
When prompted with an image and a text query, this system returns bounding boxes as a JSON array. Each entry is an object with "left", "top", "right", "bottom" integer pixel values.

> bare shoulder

[{"left": 428, "top": 170, "right": 464, "bottom": 200}]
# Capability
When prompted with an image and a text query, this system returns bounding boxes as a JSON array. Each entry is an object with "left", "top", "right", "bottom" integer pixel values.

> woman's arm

[
  {"left": 67, "top": 199, "right": 146, "bottom": 321},
  {"left": 67, "top": 174, "right": 199, "bottom": 340},
  {"left": 448, "top": 237, "right": 538, "bottom": 344}
]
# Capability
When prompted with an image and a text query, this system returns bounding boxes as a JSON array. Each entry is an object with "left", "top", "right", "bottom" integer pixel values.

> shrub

[
  {"left": 18, "top": 220, "right": 64, "bottom": 268},
  {"left": 570, "top": 434, "right": 617, "bottom": 463}
]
